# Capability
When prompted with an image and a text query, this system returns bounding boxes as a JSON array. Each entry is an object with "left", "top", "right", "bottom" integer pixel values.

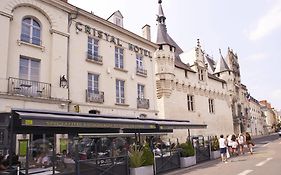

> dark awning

[{"left": 10, "top": 108, "right": 207, "bottom": 134}]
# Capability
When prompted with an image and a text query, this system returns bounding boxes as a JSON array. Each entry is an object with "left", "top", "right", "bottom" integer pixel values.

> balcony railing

[
  {"left": 137, "top": 98, "right": 149, "bottom": 109},
  {"left": 136, "top": 67, "right": 147, "bottom": 76},
  {"left": 86, "top": 89, "right": 104, "bottom": 103},
  {"left": 8, "top": 77, "right": 51, "bottom": 98},
  {"left": 87, "top": 52, "right": 103, "bottom": 64}
]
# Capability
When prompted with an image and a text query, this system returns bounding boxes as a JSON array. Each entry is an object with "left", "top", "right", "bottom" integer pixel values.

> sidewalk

[{"left": 163, "top": 158, "right": 221, "bottom": 175}]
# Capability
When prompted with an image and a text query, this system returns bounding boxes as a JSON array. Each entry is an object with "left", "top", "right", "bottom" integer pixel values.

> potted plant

[
  {"left": 129, "top": 144, "right": 154, "bottom": 175},
  {"left": 179, "top": 141, "right": 196, "bottom": 168},
  {"left": 210, "top": 136, "right": 220, "bottom": 159}
]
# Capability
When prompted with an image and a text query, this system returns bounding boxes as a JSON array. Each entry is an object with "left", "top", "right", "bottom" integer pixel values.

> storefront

[{"left": 0, "top": 108, "right": 206, "bottom": 174}]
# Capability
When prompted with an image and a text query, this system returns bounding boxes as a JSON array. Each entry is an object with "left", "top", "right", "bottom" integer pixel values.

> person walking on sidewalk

[
  {"left": 245, "top": 132, "right": 254, "bottom": 154},
  {"left": 238, "top": 133, "right": 245, "bottom": 155},
  {"left": 219, "top": 134, "right": 228, "bottom": 163}
]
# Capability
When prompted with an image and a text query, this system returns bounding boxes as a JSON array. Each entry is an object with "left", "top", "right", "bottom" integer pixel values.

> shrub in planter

[
  {"left": 129, "top": 144, "right": 154, "bottom": 175},
  {"left": 129, "top": 145, "right": 144, "bottom": 168},
  {"left": 142, "top": 143, "right": 154, "bottom": 166},
  {"left": 179, "top": 141, "right": 195, "bottom": 157},
  {"left": 179, "top": 141, "right": 196, "bottom": 168},
  {"left": 211, "top": 136, "right": 219, "bottom": 151},
  {"left": 210, "top": 136, "right": 220, "bottom": 159}
]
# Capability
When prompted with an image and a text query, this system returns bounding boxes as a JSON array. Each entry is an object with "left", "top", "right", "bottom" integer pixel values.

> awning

[{"left": 10, "top": 108, "right": 207, "bottom": 133}]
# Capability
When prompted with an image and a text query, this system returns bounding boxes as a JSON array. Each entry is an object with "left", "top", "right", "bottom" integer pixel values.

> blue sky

[{"left": 68, "top": 0, "right": 281, "bottom": 110}]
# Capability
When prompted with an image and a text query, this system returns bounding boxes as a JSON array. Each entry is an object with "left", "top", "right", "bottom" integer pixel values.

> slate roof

[{"left": 214, "top": 51, "right": 230, "bottom": 73}]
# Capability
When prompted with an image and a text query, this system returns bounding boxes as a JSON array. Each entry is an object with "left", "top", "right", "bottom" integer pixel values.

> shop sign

[{"left": 21, "top": 119, "right": 156, "bottom": 129}]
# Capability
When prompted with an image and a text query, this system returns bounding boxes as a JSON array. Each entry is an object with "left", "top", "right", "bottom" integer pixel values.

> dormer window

[{"left": 107, "top": 10, "right": 123, "bottom": 27}]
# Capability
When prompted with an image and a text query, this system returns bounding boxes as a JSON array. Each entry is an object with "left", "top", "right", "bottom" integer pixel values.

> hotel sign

[{"left": 75, "top": 22, "right": 152, "bottom": 58}]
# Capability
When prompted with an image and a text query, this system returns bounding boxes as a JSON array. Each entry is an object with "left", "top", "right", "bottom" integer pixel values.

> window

[
  {"left": 115, "top": 47, "right": 124, "bottom": 69},
  {"left": 88, "top": 37, "right": 99, "bottom": 60},
  {"left": 187, "top": 95, "right": 194, "bottom": 111},
  {"left": 116, "top": 79, "right": 125, "bottom": 104},
  {"left": 209, "top": 98, "right": 215, "bottom": 113},
  {"left": 0, "top": 130, "right": 4, "bottom": 145},
  {"left": 136, "top": 55, "right": 144, "bottom": 69},
  {"left": 137, "top": 84, "right": 145, "bottom": 99},
  {"left": 198, "top": 68, "right": 204, "bottom": 81},
  {"left": 21, "top": 17, "right": 41, "bottom": 45},
  {"left": 115, "top": 17, "right": 121, "bottom": 26},
  {"left": 19, "top": 56, "right": 40, "bottom": 81},
  {"left": 88, "top": 73, "right": 99, "bottom": 93}
]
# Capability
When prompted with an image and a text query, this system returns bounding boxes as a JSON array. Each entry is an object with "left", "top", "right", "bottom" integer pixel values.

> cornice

[{"left": 0, "top": 11, "right": 13, "bottom": 19}]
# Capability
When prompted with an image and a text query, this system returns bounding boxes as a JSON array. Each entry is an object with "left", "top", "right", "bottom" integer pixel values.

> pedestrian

[
  {"left": 238, "top": 133, "right": 245, "bottom": 155},
  {"left": 245, "top": 132, "right": 254, "bottom": 154},
  {"left": 231, "top": 134, "right": 238, "bottom": 156},
  {"left": 219, "top": 134, "right": 228, "bottom": 163},
  {"left": 226, "top": 134, "right": 233, "bottom": 156}
]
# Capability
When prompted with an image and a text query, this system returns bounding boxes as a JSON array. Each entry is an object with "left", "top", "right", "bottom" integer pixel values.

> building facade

[
  {"left": 248, "top": 96, "right": 267, "bottom": 135},
  {"left": 0, "top": 0, "right": 159, "bottom": 154},
  {"left": 154, "top": 1, "right": 235, "bottom": 141},
  {"left": 260, "top": 100, "right": 278, "bottom": 133}
]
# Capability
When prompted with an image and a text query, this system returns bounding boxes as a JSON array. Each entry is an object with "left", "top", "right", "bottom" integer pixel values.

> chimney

[{"left": 142, "top": 24, "right": 151, "bottom": 41}]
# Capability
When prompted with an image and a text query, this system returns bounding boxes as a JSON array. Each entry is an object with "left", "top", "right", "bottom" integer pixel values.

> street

[{"left": 165, "top": 134, "right": 281, "bottom": 175}]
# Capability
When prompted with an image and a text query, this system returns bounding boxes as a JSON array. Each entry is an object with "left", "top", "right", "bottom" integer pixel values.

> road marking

[
  {"left": 262, "top": 143, "right": 269, "bottom": 147},
  {"left": 256, "top": 157, "right": 273, "bottom": 166},
  {"left": 237, "top": 170, "right": 254, "bottom": 175}
]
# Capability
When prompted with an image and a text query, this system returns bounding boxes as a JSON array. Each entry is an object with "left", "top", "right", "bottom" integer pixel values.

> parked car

[{"left": 278, "top": 130, "right": 281, "bottom": 136}]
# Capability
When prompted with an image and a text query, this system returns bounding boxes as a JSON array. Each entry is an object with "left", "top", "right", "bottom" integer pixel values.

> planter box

[
  {"left": 180, "top": 156, "right": 196, "bottom": 168},
  {"left": 130, "top": 165, "right": 154, "bottom": 175},
  {"left": 210, "top": 150, "right": 221, "bottom": 159}
]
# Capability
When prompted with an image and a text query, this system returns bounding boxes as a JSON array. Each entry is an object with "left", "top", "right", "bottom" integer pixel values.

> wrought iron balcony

[
  {"left": 8, "top": 77, "right": 51, "bottom": 98},
  {"left": 137, "top": 98, "right": 149, "bottom": 109},
  {"left": 136, "top": 67, "right": 147, "bottom": 76},
  {"left": 86, "top": 89, "right": 104, "bottom": 103},
  {"left": 87, "top": 52, "right": 103, "bottom": 63}
]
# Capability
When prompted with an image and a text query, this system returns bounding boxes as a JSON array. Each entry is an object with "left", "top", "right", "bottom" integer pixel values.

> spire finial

[
  {"left": 158, "top": 0, "right": 162, "bottom": 4},
  {"left": 197, "top": 38, "right": 200, "bottom": 48},
  {"left": 219, "top": 48, "right": 222, "bottom": 56}
]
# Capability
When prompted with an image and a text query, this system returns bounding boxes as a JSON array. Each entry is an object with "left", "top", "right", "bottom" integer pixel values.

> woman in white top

[
  {"left": 219, "top": 134, "right": 227, "bottom": 163},
  {"left": 238, "top": 133, "right": 245, "bottom": 155}
]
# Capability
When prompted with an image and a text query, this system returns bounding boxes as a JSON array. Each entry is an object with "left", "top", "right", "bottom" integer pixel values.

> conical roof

[{"left": 214, "top": 49, "right": 230, "bottom": 73}]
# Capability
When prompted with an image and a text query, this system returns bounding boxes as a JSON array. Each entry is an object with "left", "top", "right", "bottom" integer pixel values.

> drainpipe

[{"left": 66, "top": 8, "right": 79, "bottom": 112}]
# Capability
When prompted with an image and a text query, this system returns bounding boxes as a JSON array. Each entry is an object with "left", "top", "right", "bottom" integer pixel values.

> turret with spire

[{"left": 155, "top": 0, "right": 176, "bottom": 99}]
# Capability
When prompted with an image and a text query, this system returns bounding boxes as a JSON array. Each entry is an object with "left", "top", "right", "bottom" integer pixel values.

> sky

[{"left": 68, "top": 0, "right": 281, "bottom": 110}]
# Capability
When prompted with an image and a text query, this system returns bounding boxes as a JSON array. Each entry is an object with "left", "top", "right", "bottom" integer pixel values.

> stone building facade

[{"left": 0, "top": 0, "right": 159, "bottom": 153}]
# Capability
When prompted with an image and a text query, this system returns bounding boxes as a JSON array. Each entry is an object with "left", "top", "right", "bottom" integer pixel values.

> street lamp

[{"left": 60, "top": 75, "right": 68, "bottom": 88}]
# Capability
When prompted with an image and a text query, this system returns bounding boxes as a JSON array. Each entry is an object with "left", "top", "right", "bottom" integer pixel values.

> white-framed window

[
  {"left": 115, "top": 47, "right": 124, "bottom": 69},
  {"left": 21, "top": 17, "right": 41, "bottom": 45},
  {"left": 209, "top": 98, "right": 215, "bottom": 113},
  {"left": 19, "top": 56, "right": 40, "bottom": 81},
  {"left": 88, "top": 73, "right": 99, "bottom": 93},
  {"left": 88, "top": 37, "right": 99, "bottom": 59},
  {"left": 116, "top": 79, "right": 125, "bottom": 104},
  {"left": 198, "top": 68, "right": 204, "bottom": 81},
  {"left": 137, "top": 84, "right": 145, "bottom": 99},
  {"left": 136, "top": 55, "right": 144, "bottom": 69},
  {"left": 187, "top": 95, "right": 194, "bottom": 111},
  {"left": 115, "top": 17, "right": 121, "bottom": 26}
]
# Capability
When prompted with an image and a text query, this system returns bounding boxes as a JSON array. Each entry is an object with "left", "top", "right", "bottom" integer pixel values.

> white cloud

[{"left": 248, "top": 1, "right": 281, "bottom": 41}]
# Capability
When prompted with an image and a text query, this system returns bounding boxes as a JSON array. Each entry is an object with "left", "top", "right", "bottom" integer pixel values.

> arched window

[{"left": 21, "top": 17, "right": 41, "bottom": 45}]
